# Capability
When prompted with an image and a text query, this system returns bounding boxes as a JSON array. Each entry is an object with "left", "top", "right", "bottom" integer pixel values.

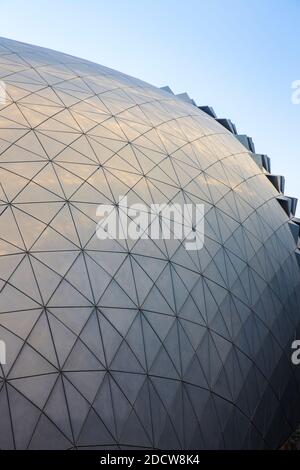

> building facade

[{"left": 0, "top": 37, "right": 300, "bottom": 449}]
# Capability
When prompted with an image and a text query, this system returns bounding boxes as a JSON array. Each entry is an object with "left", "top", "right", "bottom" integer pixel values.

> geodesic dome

[{"left": 0, "top": 37, "right": 300, "bottom": 449}]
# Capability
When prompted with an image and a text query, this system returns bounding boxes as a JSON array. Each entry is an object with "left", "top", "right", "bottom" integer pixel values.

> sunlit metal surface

[{"left": 0, "top": 37, "right": 299, "bottom": 449}]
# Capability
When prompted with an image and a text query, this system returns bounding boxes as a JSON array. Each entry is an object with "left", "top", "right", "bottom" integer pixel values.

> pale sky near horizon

[{"left": 1, "top": 0, "right": 299, "bottom": 213}]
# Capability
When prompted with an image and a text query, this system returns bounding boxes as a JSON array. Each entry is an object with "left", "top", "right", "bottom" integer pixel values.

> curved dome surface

[{"left": 0, "top": 37, "right": 300, "bottom": 449}]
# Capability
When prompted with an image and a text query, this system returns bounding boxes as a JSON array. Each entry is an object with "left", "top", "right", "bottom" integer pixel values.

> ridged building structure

[{"left": 0, "top": 37, "right": 299, "bottom": 449}]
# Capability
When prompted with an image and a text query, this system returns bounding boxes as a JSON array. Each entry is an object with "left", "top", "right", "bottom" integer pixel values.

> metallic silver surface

[{"left": 0, "top": 37, "right": 299, "bottom": 449}]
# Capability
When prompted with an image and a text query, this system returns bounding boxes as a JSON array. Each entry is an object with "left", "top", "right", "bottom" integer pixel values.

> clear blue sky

[{"left": 1, "top": 0, "right": 299, "bottom": 213}]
